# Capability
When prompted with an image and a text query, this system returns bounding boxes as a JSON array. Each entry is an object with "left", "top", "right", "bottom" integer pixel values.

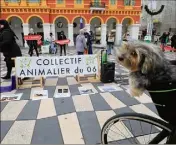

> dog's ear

[{"left": 141, "top": 56, "right": 153, "bottom": 74}]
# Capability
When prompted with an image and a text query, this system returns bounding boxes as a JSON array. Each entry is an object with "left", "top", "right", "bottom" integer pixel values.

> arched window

[
  {"left": 28, "top": 0, "right": 40, "bottom": 2},
  {"left": 5, "top": 0, "right": 20, "bottom": 2},
  {"left": 76, "top": 0, "right": 82, "bottom": 4},
  {"left": 124, "top": 0, "right": 135, "bottom": 6},
  {"left": 57, "top": 0, "right": 64, "bottom": 4},
  {"left": 110, "top": 0, "right": 116, "bottom": 5}
]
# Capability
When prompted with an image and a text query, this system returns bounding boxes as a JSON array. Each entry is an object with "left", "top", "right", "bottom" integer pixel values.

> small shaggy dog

[{"left": 116, "top": 41, "right": 176, "bottom": 97}]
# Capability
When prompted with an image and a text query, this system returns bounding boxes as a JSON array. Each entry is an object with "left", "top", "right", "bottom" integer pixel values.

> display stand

[
  {"left": 12, "top": 58, "right": 44, "bottom": 89},
  {"left": 75, "top": 53, "right": 101, "bottom": 83}
]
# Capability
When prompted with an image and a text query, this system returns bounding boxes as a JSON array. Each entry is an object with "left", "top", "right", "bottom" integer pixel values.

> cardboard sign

[
  {"left": 15, "top": 55, "right": 98, "bottom": 77},
  {"left": 24, "top": 35, "right": 42, "bottom": 40},
  {"left": 41, "top": 45, "right": 50, "bottom": 54},
  {"left": 55, "top": 39, "right": 70, "bottom": 45},
  {"left": 108, "top": 37, "right": 115, "bottom": 42}
]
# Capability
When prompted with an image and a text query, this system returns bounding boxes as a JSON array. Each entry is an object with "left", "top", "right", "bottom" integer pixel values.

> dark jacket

[
  {"left": 0, "top": 29, "right": 22, "bottom": 59},
  {"left": 160, "top": 33, "right": 167, "bottom": 43},
  {"left": 27, "top": 33, "right": 38, "bottom": 47},
  {"left": 58, "top": 34, "right": 66, "bottom": 40},
  {"left": 171, "top": 34, "right": 176, "bottom": 48}
]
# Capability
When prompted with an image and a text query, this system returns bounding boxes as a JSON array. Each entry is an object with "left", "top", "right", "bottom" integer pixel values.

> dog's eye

[{"left": 131, "top": 51, "right": 137, "bottom": 56}]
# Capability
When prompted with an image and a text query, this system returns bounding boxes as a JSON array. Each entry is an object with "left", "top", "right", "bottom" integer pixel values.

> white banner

[{"left": 15, "top": 55, "right": 98, "bottom": 77}]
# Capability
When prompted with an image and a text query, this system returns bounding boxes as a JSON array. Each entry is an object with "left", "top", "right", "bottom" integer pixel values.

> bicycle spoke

[
  {"left": 138, "top": 121, "right": 146, "bottom": 144},
  {"left": 120, "top": 121, "right": 135, "bottom": 141},
  {"left": 148, "top": 124, "right": 153, "bottom": 143},
  {"left": 108, "top": 128, "right": 127, "bottom": 139},
  {"left": 128, "top": 120, "right": 138, "bottom": 144},
  {"left": 101, "top": 114, "right": 172, "bottom": 144},
  {"left": 107, "top": 121, "right": 136, "bottom": 144}
]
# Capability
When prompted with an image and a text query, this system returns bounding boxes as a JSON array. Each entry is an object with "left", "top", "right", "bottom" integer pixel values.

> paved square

[{"left": 1, "top": 47, "right": 175, "bottom": 144}]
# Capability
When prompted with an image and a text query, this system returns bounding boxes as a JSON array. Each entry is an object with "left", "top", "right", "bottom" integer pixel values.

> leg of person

[
  {"left": 1, "top": 60, "right": 13, "bottom": 79},
  {"left": 90, "top": 44, "right": 93, "bottom": 54},
  {"left": 34, "top": 46, "right": 39, "bottom": 56},
  {"left": 64, "top": 45, "right": 66, "bottom": 56},
  {"left": 29, "top": 46, "right": 33, "bottom": 56},
  {"left": 107, "top": 44, "right": 111, "bottom": 55},
  {"left": 60, "top": 45, "right": 63, "bottom": 56},
  {"left": 162, "top": 43, "right": 165, "bottom": 51},
  {"left": 77, "top": 52, "right": 84, "bottom": 55}
]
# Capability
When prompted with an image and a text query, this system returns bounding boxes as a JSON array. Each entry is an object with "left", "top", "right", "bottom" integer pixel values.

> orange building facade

[{"left": 1, "top": 0, "right": 141, "bottom": 47}]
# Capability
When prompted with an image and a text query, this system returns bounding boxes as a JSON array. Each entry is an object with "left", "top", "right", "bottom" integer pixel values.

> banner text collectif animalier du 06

[{"left": 15, "top": 55, "right": 98, "bottom": 77}]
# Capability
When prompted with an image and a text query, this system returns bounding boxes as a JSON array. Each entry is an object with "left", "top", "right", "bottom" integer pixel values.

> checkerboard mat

[{"left": 1, "top": 84, "right": 162, "bottom": 144}]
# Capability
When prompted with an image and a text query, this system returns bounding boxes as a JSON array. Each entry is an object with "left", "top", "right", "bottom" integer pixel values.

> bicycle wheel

[{"left": 101, "top": 113, "right": 173, "bottom": 144}]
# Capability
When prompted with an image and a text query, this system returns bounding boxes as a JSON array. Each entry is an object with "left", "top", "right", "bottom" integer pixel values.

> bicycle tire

[{"left": 101, "top": 113, "right": 173, "bottom": 144}]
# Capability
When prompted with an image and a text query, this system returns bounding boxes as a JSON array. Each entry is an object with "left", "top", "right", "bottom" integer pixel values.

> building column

[
  {"left": 101, "top": 24, "right": 107, "bottom": 47},
  {"left": 84, "top": 24, "right": 90, "bottom": 32},
  {"left": 115, "top": 24, "right": 122, "bottom": 45},
  {"left": 68, "top": 24, "right": 74, "bottom": 46},
  {"left": 50, "top": 24, "right": 56, "bottom": 40},
  {"left": 22, "top": 23, "right": 29, "bottom": 48},
  {"left": 130, "top": 24, "right": 140, "bottom": 40},
  {"left": 43, "top": 23, "right": 51, "bottom": 40}
]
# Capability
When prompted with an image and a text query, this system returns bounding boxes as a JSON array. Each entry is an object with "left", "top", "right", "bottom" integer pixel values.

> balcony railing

[{"left": 90, "top": 2, "right": 105, "bottom": 8}]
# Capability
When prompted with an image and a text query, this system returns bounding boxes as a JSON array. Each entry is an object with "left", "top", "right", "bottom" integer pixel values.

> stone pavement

[{"left": 0, "top": 46, "right": 176, "bottom": 144}]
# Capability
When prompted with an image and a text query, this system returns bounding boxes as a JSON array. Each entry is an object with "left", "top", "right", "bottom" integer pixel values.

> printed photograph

[
  {"left": 32, "top": 90, "right": 48, "bottom": 100},
  {"left": 78, "top": 87, "right": 95, "bottom": 95},
  {"left": 54, "top": 88, "right": 71, "bottom": 98},
  {"left": 0, "top": 93, "right": 23, "bottom": 102},
  {"left": 98, "top": 86, "right": 118, "bottom": 92}
]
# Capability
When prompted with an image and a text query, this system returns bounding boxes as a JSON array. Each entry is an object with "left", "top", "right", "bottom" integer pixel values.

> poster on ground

[
  {"left": 54, "top": 88, "right": 71, "bottom": 98},
  {"left": 15, "top": 55, "right": 98, "bottom": 77},
  {"left": 78, "top": 87, "right": 96, "bottom": 95},
  {"left": 0, "top": 93, "right": 23, "bottom": 102},
  {"left": 32, "top": 90, "right": 48, "bottom": 100},
  {"left": 98, "top": 85, "right": 119, "bottom": 92}
]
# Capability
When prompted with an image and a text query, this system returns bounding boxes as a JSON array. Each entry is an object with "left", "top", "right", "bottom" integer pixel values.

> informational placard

[{"left": 15, "top": 55, "right": 98, "bottom": 77}]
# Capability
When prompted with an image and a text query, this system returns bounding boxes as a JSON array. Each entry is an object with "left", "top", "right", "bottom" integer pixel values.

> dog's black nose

[{"left": 118, "top": 57, "right": 124, "bottom": 61}]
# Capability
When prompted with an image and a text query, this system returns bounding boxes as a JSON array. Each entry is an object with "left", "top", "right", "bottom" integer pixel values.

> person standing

[
  {"left": 160, "top": 32, "right": 167, "bottom": 51},
  {"left": 76, "top": 29, "right": 87, "bottom": 55},
  {"left": 154, "top": 34, "right": 159, "bottom": 45},
  {"left": 84, "top": 31, "right": 93, "bottom": 54},
  {"left": 171, "top": 33, "right": 176, "bottom": 52},
  {"left": 0, "top": 19, "right": 22, "bottom": 79},
  {"left": 88, "top": 31, "right": 93, "bottom": 54},
  {"left": 106, "top": 33, "right": 114, "bottom": 55},
  {"left": 58, "top": 31, "right": 67, "bottom": 56},
  {"left": 27, "top": 28, "right": 39, "bottom": 56},
  {"left": 47, "top": 32, "right": 57, "bottom": 54}
]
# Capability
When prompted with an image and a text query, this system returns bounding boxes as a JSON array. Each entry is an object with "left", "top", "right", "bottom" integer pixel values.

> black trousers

[
  {"left": 29, "top": 45, "right": 39, "bottom": 57},
  {"left": 5, "top": 59, "right": 14, "bottom": 77},
  {"left": 77, "top": 51, "right": 84, "bottom": 55},
  {"left": 60, "top": 45, "right": 66, "bottom": 56}
]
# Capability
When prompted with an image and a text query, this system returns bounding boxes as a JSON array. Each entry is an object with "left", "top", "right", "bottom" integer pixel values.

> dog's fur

[{"left": 116, "top": 41, "right": 176, "bottom": 97}]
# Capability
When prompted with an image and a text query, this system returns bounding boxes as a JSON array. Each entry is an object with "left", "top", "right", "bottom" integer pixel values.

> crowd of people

[{"left": 141, "top": 29, "right": 176, "bottom": 52}]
